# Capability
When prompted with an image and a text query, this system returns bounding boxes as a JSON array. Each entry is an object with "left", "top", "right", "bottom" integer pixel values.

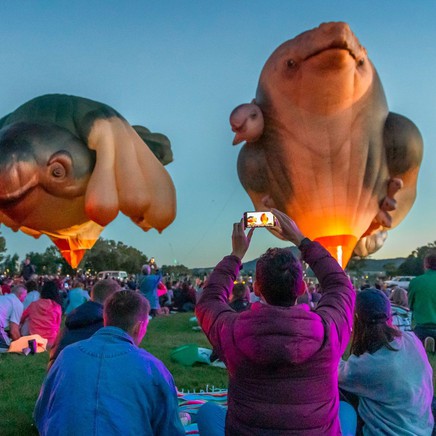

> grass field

[
  {"left": 0, "top": 313, "right": 228, "bottom": 436},
  {"left": 1, "top": 312, "right": 435, "bottom": 435}
]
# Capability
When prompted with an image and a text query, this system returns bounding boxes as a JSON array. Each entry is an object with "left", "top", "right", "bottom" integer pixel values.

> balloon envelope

[
  {"left": 233, "top": 22, "right": 423, "bottom": 267},
  {"left": 0, "top": 94, "right": 177, "bottom": 268}
]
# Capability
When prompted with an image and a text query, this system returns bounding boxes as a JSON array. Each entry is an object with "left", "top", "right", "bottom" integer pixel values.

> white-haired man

[{"left": 0, "top": 284, "right": 27, "bottom": 350}]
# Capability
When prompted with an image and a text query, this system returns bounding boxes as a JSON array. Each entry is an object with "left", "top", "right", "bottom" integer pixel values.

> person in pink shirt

[{"left": 21, "top": 281, "right": 62, "bottom": 347}]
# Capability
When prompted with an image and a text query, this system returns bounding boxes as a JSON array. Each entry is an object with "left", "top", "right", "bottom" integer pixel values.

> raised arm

[
  {"left": 303, "top": 241, "right": 355, "bottom": 352},
  {"left": 195, "top": 221, "right": 253, "bottom": 349},
  {"left": 270, "top": 206, "right": 355, "bottom": 351}
]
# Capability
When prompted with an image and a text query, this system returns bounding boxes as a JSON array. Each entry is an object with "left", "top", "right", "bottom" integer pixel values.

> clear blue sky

[{"left": 0, "top": 1, "right": 435, "bottom": 268}]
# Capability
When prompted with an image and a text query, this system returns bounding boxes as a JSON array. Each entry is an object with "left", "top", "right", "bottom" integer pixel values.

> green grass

[
  {"left": 143, "top": 313, "right": 229, "bottom": 391},
  {"left": 1, "top": 313, "right": 436, "bottom": 436},
  {"left": 0, "top": 313, "right": 228, "bottom": 436}
]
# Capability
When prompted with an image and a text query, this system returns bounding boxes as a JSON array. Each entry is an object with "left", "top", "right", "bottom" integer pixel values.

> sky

[{"left": 0, "top": 1, "right": 435, "bottom": 269}]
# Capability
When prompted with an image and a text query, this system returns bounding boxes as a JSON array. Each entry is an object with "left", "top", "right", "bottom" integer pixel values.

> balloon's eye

[
  {"left": 51, "top": 163, "right": 66, "bottom": 178},
  {"left": 357, "top": 58, "right": 365, "bottom": 67},
  {"left": 286, "top": 59, "right": 296, "bottom": 68}
]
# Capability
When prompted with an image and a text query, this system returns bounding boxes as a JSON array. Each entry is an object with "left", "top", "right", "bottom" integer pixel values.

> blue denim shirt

[{"left": 34, "top": 326, "right": 184, "bottom": 435}]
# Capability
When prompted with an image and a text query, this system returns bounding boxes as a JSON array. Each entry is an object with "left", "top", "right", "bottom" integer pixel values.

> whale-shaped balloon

[
  {"left": 0, "top": 94, "right": 176, "bottom": 268},
  {"left": 230, "top": 22, "right": 423, "bottom": 266}
]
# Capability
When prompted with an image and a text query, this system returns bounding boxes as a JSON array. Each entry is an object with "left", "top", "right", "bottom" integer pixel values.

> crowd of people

[
  {"left": 0, "top": 255, "right": 204, "bottom": 357},
  {"left": 0, "top": 210, "right": 436, "bottom": 435}
]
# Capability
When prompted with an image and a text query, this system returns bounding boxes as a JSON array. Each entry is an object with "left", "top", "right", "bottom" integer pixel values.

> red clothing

[
  {"left": 1, "top": 284, "right": 11, "bottom": 294},
  {"left": 21, "top": 299, "right": 62, "bottom": 346},
  {"left": 196, "top": 240, "right": 355, "bottom": 435}
]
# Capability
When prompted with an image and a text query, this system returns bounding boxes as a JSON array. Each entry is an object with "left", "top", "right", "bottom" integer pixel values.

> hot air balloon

[
  {"left": 230, "top": 22, "right": 423, "bottom": 266},
  {"left": 0, "top": 94, "right": 176, "bottom": 268}
]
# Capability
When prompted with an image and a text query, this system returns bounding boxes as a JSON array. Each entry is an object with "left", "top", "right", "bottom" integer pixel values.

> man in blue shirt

[
  {"left": 138, "top": 263, "right": 162, "bottom": 317},
  {"left": 34, "top": 290, "right": 184, "bottom": 435},
  {"left": 64, "top": 279, "right": 90, "bottom": 314}
]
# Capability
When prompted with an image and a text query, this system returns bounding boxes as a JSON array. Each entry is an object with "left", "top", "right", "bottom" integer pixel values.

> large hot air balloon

[
  {"left": 230, "top": 22, "right": 423, "bottom": 266},
  {"left": 0, "top": 94, "right": 176, "bottom": 268}
]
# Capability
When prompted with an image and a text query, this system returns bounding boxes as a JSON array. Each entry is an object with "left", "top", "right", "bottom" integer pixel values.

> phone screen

[{"left": 243, "top": 211, "right": 276, "bottom": 228}]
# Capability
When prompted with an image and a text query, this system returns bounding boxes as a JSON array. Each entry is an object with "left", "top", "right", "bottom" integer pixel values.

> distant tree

[
  {"left": 383, "top": 262, "right": 399, "bottom": 277},
  {"left": 116, "top": 242, "right": 149, "bottom": 273},
  {"left": 346, "top": 256, "right": 367, "bottom": 275},
  {"left": 1, "top": 253, "right": 20, "bottom": 276},
  {"left": 80, "top": 238, "right": 148, "bottom": 274},
  {"left": 397, "top": 241, "right": 436, "bottom": 276},
  {"left": 27, "top": 247, "right": 74, "bottom": 276},
  {"left": 0, "top": 231, "right": 6, "bottom": 264},
  {"left": 161, "top": 264, "right": 191, "bottom": 278}
]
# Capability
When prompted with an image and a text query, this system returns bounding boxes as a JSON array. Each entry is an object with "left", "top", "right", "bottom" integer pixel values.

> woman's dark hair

[
  {"left": 40, "top": 280, "right": 62, "bottom": 306},
  {"left": 350, "top": 313, "right": 402, "bottom": 356}
]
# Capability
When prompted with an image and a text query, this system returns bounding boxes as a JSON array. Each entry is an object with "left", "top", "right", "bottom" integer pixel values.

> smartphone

[{"left": 243, "top": 211, "right": 276, "bottom": 228}]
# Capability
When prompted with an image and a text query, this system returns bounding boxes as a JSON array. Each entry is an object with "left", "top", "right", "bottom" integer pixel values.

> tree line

[
  {"left": 0, "top": 232, "right": 190, "bottom": 277},
  {"left": 0, "top": 230, "right": 434, "bottom": 277}
]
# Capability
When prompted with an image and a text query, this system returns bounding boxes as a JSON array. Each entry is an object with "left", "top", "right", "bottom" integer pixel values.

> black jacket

[{"left": 48, "top": 301, "right": 103, "bottom": 370}]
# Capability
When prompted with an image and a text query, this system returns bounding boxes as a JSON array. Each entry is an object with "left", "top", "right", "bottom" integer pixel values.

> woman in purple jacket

[{"left": 196, "top": 209, "right": 356, "bottom": 435}]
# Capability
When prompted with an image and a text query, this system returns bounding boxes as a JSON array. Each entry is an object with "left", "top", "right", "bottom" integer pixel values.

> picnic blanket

[
  {"left": 177, "top": 387, "right": 228, "bottom": 435},
  {"left": 8, "top": 334, "right": 47, "bottom": 354}
]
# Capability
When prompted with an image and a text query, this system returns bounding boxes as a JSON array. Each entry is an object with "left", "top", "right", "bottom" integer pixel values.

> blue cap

[{"left": 356, "top": 288, "right": 391, "bottom": 324}]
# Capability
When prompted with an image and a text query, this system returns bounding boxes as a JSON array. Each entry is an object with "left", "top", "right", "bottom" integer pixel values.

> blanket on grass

[{"left": 177, "top": 387, "right": 227, "bottom": 435}]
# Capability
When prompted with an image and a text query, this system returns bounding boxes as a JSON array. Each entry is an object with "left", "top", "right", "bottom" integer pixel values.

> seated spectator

[
  {"left": 194, "top": 277, "right": 205, "bottom": 302},
  {"left": 297, "top": 282, "right": 323, "bottom": 309},
  {"left": 296, "top": 281, "right": 311, "bottom": 307},
  {"left": 48, "top": 279, "right": 120, "bottom": 370},
  {"left": 34, "top": 291, "right": 184, "bottom": 435},
  {"left": 0, "top": 285, "right": 27, "bottom": 350},
  {"left": 249, "top": 288, "right": 261, "bottom": 304},
  {"left": 157, "top": 281, "right": 168, "bottom": 299},
  {"left": 169, "top": 280, "right": 180, "bottom": 306},
  {"left": 64, "top": 279, "right": 90, "bottom": 315},
  {"left": 211, "top": 282, "right": 252, "bottom": 365},
  {"left": 229, "top": 283, "right": 250, "bottom": 312},
  {"left": 23, "top": 280, "right": 40, "bottom": 310},
  {"left": 390, "top": 287, "right": 412, "bottom": 332},
  {"left": 338, "top": 288, "right": 434, "bottom": 435},
  {"left": 376, "top": 280, "right": 392, "bottom": 298},
  {"left": 1, "top": 277, "right": 13, "bottom": 295},
  {"left": 196, "top": 209, "right": 355, "bottom": 434},
  {"left": 155, "top": 282, "right": 170, "bottom": 315},
  {"left": 20, "top": 281, "right": 62, "bottom": 347},
  {"left": 360, "top": 282, "right": 371, "bottom": 291},
  {"left": 308, "top": 283, "right": 322, "bottom": 307},
  {"left": 173, "top": 281, "right": 196, "bottom": 312},
  {"left": 126, "top": 275, "right": 137, "bottom": 291}
]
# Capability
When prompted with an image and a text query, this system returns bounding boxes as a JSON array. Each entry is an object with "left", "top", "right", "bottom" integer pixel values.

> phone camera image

[{"left": 243, "top": 211, "right": 275, "bottom": 228}]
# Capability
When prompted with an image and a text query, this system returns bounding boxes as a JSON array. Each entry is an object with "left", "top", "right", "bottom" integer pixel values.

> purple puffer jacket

[{"left": 196, "top": 240, "right": 355, "bottom": 435}]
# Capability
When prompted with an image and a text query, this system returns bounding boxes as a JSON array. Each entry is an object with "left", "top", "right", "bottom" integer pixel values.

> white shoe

[{"left": 424, "top": 336, "right": 435, "bottom": 353}]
